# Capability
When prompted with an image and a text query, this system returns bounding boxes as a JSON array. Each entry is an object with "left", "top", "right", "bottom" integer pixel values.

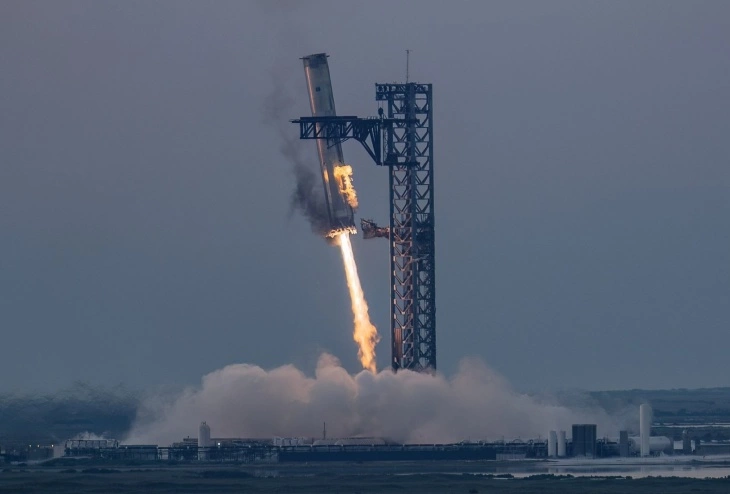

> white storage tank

[
  {"left": 198, "top": 421, "right": 211, "bottom": 460},
  {"left": 640, "top": 404, "right": 652, "bottom": 457},
  {"left": 557, "top": 430, "right": 566, "bottom": 457},
  {"left": 548, "top": 431, "right": 557, "bottom": 457},
  {"left": 630, "top": 435, "right": 672, "bottom": 455}
]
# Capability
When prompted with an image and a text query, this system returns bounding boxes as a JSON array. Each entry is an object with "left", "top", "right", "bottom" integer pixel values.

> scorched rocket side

[{"left": 302, "top": 53, "right": 357, "bottom": 237}]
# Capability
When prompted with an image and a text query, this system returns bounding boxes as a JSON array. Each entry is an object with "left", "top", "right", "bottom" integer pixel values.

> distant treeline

[
  {"left": 0, "top": 382, "right": 138, "bottom": 449},
  {"left": 588, "top": 387, "right": 730, "bottom": 423}
]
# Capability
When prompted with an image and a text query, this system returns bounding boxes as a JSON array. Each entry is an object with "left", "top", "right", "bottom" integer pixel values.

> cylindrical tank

[
  {"left": 682, "top": 429, "right": 692, "bottom": 454},
  {"left": 548, "top": 430, "right": 557, "bottom": 457},
  {"left": 198, "top": 421, "right": 211, "bottom": 460},
  {"left": 640, "top": 404, "right": 652, "bottom": 457},
  {"left": 301, "top": 53, "right": 356, "bottom": 236},
  {"left": 629, "top": 435, "right": 671, "bottom": 454},
  {"left": 557, "top": 430, "right": 566, "bottom": 457}
]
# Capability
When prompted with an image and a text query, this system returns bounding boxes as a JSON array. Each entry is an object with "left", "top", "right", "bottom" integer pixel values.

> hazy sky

[{"left": 1, "top": 0, "right": 728, "bottom": 393}]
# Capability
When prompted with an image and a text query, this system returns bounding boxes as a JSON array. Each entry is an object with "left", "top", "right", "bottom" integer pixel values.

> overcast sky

[{"left": 1, "top": 0, "right": 728, "bottom": 393}]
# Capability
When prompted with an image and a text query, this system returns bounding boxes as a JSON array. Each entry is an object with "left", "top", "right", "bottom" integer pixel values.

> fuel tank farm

[{"left": 302, "top": 53, "right": 357, "bottom": 238}]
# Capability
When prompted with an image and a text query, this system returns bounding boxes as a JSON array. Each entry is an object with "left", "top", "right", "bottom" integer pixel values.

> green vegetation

[
  {"left": 1, "top": 469, "right": 729, "bottom": 493},
  {"left": 588, "top": 387, "right": 730, "bottom": 441},
  {"left": 589, "top": 387, "right": 730, "bottom": 424}
]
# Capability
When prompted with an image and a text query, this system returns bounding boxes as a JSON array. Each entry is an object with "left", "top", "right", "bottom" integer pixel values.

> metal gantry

[
  {"left": 292, "top": 116, "right": 384, "bottom": 166},
  {"left": 292, "top": 82, "right": 436, "bottom": 373},
  {"left": 376, "top": 83, "right": 435, "bottom": 372}
]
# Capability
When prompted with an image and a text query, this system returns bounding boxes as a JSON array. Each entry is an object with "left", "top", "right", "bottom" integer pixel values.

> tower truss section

[{"left": 376, "top": 83, "right": 435, "bottom": 372}]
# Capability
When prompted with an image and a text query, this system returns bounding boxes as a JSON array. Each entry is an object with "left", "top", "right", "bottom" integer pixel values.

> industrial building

[
  {"left": 572, "top": 424, "right": 598, "bottom": 457},
  {"left": 61, "top": 405, "right": 704, "bottom": 464},
  {"left": 58, "top": 434, "right": 682, "bottom": 464}
]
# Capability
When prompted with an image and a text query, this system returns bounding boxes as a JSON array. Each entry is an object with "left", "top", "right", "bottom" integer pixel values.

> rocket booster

[{"left": 302, "top": 53, "right": 357, "bottom": 237}]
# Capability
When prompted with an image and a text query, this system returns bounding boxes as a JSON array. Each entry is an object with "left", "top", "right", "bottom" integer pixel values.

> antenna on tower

[{"left": 406, "top": 49, "right": 411, "bottom": 83}]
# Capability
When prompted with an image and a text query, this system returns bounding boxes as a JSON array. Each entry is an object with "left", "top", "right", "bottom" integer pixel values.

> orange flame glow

[
  {"left": 336, "top": 232, "right": 379, "bottom": 372},
  {"left": 333, "top": 164, "right": 359, "bottom": 209}
]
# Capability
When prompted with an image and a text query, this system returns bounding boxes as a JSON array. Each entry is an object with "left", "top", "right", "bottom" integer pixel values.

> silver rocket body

[{"left": 302, "top": 53, "right": 356, "bottom": 237}]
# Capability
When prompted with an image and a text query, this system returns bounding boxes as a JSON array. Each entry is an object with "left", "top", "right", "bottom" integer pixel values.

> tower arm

[{"left": 291, "top": 116, "right": 385, "bottom": 166}]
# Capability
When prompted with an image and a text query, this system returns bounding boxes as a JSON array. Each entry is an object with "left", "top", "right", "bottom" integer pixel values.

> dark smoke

[
  {"left": 0, "top": 382, "right": 139, "bottom": 449},
  {"left": 290, "top": 162, "right": 330, "bottom": 235},
  {"left": 262, "top": 67, "right": 329, "bottom": 236}
]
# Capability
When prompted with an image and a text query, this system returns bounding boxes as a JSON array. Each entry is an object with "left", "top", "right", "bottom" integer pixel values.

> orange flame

[
  {"left": 333, "top": 164, "right": 359, "bottom": 209},
  {"left": 336, "top": 232, "right": 379, "bottom": 372}
]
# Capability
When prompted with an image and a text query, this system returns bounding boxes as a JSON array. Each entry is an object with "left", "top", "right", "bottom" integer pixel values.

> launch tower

[{"left": 377, "top": 83, "right": 435, "bottom": 372}]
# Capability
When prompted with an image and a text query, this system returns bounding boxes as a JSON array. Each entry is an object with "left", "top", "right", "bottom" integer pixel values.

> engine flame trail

[{"left": 336, "top": 232, "right": 379, "bottom": 372}]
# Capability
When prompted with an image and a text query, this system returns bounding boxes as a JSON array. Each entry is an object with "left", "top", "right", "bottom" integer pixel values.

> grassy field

[{"left": 2, "top": 467, "right": 730, "bottom": 494}]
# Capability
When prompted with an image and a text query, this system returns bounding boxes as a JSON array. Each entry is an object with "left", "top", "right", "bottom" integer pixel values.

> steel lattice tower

[{"left": 376, "top": 83, "right": 435, "bottom": 372}]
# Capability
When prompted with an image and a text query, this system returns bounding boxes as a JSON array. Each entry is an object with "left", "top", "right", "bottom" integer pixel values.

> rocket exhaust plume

[
  {"left": 264, "top": 58, "right": 378, "bottom": 368},
  {"left": 336, "top": 232, "right": 380, "bottom": 372},
  {"left": 298, "top": 53, "right": 380, "bottom": 369}
]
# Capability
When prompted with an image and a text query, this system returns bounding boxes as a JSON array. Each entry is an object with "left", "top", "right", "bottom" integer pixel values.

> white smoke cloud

[
  {"left": 71, "top": 431, "right": 110, "bottom": 441},
  {"left": 125, "top": 354, "right": 625, "bottom": 445}
]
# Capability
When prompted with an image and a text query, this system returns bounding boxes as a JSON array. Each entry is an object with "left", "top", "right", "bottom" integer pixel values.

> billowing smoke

[
  {"left": 125, "top": 354, "right": 625, "bottom": 445},
  {"left": 262, "top": 67, "right": 329, "bottom": 236}
]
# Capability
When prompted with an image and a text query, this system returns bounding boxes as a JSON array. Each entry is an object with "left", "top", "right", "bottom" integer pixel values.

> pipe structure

[{"left": 301, "top": 53, "right": 356, "bottom": 237}]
